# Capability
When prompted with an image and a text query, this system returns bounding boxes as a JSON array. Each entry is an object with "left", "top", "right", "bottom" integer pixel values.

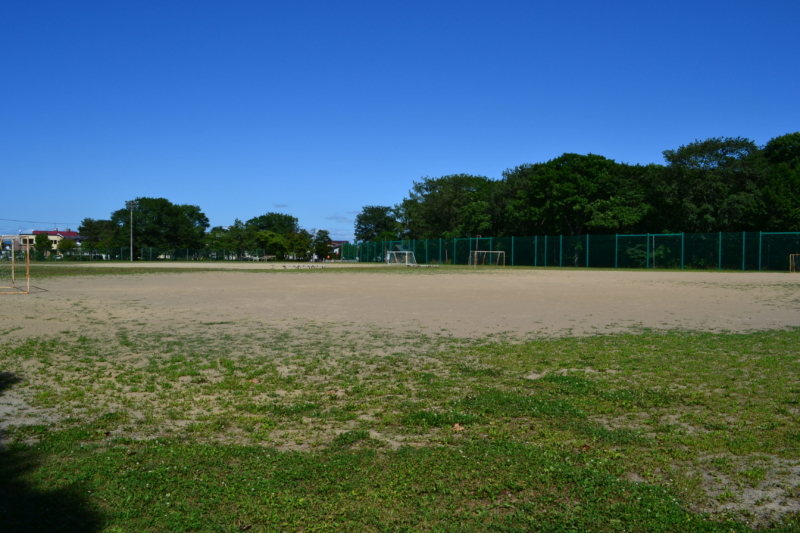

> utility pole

[{"left": 125, "top": 200, "right": 138, "bottom": 262}]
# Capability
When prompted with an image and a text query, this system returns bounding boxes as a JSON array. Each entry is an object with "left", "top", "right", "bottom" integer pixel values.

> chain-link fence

[
  {"left": 341, "top": 232, "right": 800, "bottom": 271},
  {"left": 13, "top": 232, "right": 800, "bottom": 271},
  {"left": 23, "top": 248, "right": 271, "bottom": 262}
]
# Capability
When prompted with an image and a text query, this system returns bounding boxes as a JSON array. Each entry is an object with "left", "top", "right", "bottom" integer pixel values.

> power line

[{"left": 0, "top": 218, "right": 80, "bottom": 225}]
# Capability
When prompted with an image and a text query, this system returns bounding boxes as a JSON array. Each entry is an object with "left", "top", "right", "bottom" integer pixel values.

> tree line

[
  {"left": 78, "top": 198, "right": 334, "bottom": 259},
  {"left": 354, "top": 133, "right": 800, "bottom": 241}
]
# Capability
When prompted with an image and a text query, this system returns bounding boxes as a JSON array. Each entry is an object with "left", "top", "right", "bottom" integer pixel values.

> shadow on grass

[{"left": 0, "top": 371, "right": 102, "bottom": 533}]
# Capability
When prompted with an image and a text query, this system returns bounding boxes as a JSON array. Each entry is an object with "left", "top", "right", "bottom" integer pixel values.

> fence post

[
  {"left": 453, "top": 239, "right": 456, "bottom": 265},
  {"left": 586, "top": 234, "right": 589, "bottom": 267},
  {"left": 425, "top": 239, "right": 428, "bottom": 264},
  {"left": 758, "top": 232, "right": 762, "bottom": 271},
  {"left": 742, "top": 231, "right": 745, "bottom": 271},
  {"left": 614, "top": 234, "right": 618, "bottom": 268},
  {"left": 439, "top": 238, "right": 442, "bottom": 264},
  {"left": 534, "top": 236, "right": 538, "bottom": 267},
  {"left": 544, "top": 236, "right": 548, "bottom": 267},
  {"left": 646, "top": 233, "right": 650, "bottom": 269},
  {"left": 559, "top": 235, "right": 563, "bottom": 267},
  {"left": 718, "top": 232, "right": 722, "bottom": 270},
  {"left": 511, "top": 236, "right": 515, "bottom": 266},
  {"left": 680, "top": 233, "right": 684, "bottom": 270}
]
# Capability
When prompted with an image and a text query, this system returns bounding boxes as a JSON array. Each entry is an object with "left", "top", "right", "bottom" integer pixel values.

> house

[
  {"left": 12, "top": 228, "right": 83, "bottom": 251},
  {"left": 330, "top": 240, "right": 349, "bottom": 255}
]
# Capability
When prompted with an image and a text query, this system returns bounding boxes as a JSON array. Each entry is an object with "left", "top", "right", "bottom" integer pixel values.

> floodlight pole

[{"left": 125, "top": 200, "right": 138, "bottom": 262}]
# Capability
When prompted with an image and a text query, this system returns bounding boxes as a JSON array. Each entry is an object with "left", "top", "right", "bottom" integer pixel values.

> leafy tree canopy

[
  {"left": 78, "top": 218, "right": 117, "bottom": 249},
  {"left": 34, "top": 233, "right": 52, "bottom": 252},
  {"left": 110, "top": 197, "right": 209, "bottom": 249},
  {"left": 312, "top": 229, "right": 332, "bottom": 260},
  {"left": 399, "top": 174, "right": 492, "bottom": 239},
  {"left": 246, "top": 213, "right": 299, "bottom": 236},
  {"left": 354, "top": 206, "right": 399, "bottom": 242},
  {"left": 57, "top": 238, "right": 77, "bottom": 254}
]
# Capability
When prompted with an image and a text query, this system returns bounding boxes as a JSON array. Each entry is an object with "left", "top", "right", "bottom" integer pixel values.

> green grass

[{"left": 2, "top": 324, "right": 800, "bottom": 531}]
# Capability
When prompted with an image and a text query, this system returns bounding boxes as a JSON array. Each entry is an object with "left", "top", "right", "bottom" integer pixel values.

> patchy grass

[{"left": 2, "top": 324, "right": 800, "bottom": 530}]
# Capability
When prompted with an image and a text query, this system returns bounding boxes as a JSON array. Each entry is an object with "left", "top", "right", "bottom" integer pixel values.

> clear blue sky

[{"left": 2, "top": 1, "right": 798, "bottom": 241}]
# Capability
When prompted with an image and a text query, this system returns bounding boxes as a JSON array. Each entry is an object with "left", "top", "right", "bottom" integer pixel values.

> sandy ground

[{"left": 2, "top": 268, "right": 799, "bottom": 339}]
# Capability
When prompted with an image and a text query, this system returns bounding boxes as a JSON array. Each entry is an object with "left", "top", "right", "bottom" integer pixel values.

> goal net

[
  {"left": 0, "top": 249, "right": 30, "bottom": 294},
  {"left": 469, "top": 250, "right": 506, "bottom": 267},
  {"left": 791, "top": 254, "right": 800, "bottom": 273},
  {"left": 386, "top": 251, "right": 417, "bottom": 265}
]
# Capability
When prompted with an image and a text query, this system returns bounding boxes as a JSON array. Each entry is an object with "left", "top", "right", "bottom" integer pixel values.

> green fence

[
  {"left": 341, "top": 232, "right": 800, "bottom": 271},
  {"left": 13, "top": 232, "right": 800, "bottom": 271},
  {"left": 23, "top": 248, "right": 270, "bottom": 262}
]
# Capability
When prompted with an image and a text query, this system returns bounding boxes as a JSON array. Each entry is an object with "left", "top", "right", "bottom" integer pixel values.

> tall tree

[
  {"left": 651, "top": 137, "right": 766, "bottom": 232},
  {"left": 287, "top": 229, "right": 314, "bottom": 260},
  {"left": 245, "top": 213, "right": 299, "bottom": 236},
  {"left": 311, "top": 230, "right": 332, "bottom": 260},
  {"left": 110, "top": 198, "right": 210, "bottom": 249},
  {"left": 57, "top": 238, "right": 77, "bottom": 255},
  {"left": 763, "top": 132, "right": 800, "bottom": 230},
  {"left": 354, "top": 206, "right": 399, "bottom": 242},
  {"left": 496, "top": 154, "right": 649, "bottom": 236},
  {"left": 398, "top": 174, "right": 493, "bottom": 238},
  {"left": 78, "top": 218, "right": 117, "bottom": 249},
  {"left": 256, "top": 230, "right": 288, "bottom": 258},
  {"left": 34, "top": 233, "right": 52, "bottom": 256}
]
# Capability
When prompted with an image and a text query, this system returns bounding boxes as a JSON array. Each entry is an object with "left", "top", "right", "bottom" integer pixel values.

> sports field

[{"left": 1, "top": 265, "right": 799, "bottom": 531}]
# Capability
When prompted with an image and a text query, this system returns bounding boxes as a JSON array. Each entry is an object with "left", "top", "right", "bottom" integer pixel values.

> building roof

[{"left": 32, "top": 230, "right": 81, "bottom": 238}]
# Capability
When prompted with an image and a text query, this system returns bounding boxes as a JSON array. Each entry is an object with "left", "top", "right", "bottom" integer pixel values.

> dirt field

[
  {"left": 2, "top": 267, "right": 799, "bottom": 340},
  {"left": 3, "top": 267, "right": 800, "bottom": 527}
]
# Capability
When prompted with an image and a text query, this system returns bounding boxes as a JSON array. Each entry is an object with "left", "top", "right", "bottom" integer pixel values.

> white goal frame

[
  {"left": 469, "top": 250, "right": 506, "bottom": 267},
  {"left": 386, "top": 251, "right": 417, "bottom": 265},
  {"left": 1, "top": 248, "right": 31, "bottom": 294},
  {"left": 791, "top": 254, "right": 800, "bottom": 273}
]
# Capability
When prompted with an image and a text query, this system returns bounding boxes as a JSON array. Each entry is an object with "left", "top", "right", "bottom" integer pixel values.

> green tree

[
  {"left": 398, "top": 174, "right": 493, "bottom": 238},
  {"left": 287, "top": 229, "right": 314, "bottom": 260},
  {"left": 57, "top": 238, "right": 77, "bottom": 256},
  {"left": 256, "top": 230, "right": 288, "bottom": 258},
  {"left": 34, "top": 233, "right": 52, "bottom": 257},
  {"left": 110, "top": 198, "right": 210, "bottom": 250},
  {"left": 651, "top": 137, "right": 766, "bottom": 232},
  {"left": 763, "top": 132, "right": 800, "bottom": 230},
  {"left": 496, "top": 154, "right": 650, "bottom": 236},
  {"left": 311, "top": 230, "right": 332, "bottom": 261},
  {"left": 246, "top": 213, "right": 299, "bottom": 236},
  {"left": 78, "top": 218, "right": 116, "bottom": 250},
  {"left": 354, "top": 206, "right": 399, "bottom": 242}
]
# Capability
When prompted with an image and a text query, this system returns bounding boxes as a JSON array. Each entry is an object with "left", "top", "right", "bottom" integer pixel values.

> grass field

[{"left": 1, "top": 266, "right": 799, "bottom": 531}]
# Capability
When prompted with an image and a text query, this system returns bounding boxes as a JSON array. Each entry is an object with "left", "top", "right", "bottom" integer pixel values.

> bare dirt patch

[{"left": 2, "top": 268, "right": 798, "bottom": 341}]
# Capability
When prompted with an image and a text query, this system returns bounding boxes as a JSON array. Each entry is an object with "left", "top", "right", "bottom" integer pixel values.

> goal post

[
  {"left": 0, "top": 248, "right": 31, "bottom": 294},
  {"left": 469, "top": 250, "right": 506, "bottom": 267},
  {"left": 791, "top": 254, "right": 800, "bottom": 273},
  {"left": 386, "top": 251, "right": 417, "bottom": 265}
]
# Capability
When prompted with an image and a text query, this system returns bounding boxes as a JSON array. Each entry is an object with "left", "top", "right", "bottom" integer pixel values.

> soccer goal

[
  {"left": 0, "top": 249, "right": 31, "bottom": 294},
  {"left": 386, "top": 251, "right": 417, "bottom": 265},
  {"left": 469, "top": 250, "right": 506, "bottom": 267},
  {"left": 791, "top": 254, "right": 800, "bottom": 273}
]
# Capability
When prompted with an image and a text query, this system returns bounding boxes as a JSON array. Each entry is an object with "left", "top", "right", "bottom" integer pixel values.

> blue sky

[{"left": 2, "top": 1, "right": 798, "bottom": 241}]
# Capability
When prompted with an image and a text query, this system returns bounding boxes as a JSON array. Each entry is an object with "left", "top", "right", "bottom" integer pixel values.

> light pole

[{"left": 125, "top": 200, "right": 138, "bottom": 262}]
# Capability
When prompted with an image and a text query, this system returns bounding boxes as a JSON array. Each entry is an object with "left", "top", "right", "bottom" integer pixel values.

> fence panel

[
  {"left": 762, "top": 233, "right": 800, "bottom": 271},
  {"left": 616, "top": 235, "right": 648, "bottom": 269},
  {"left": 684, "top": 233, "right": 719, "bottom": 269},
  {"left": 512, "top": 236, "right": 536, "bottom": 266},
  {"left": 60, "top": 230, "right": 800, "bottom": 270},
  {"left": 587, "top": 234, "right": 616, "bottom": 268}
]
